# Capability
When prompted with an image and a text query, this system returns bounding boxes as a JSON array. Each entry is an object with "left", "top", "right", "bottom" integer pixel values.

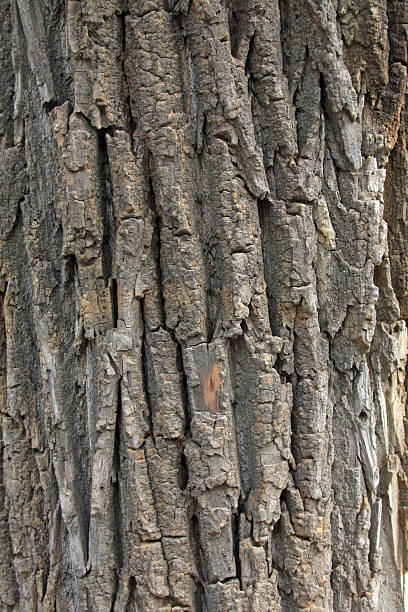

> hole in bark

[{"left": 359, "top": 410, "right": 368, "bottom": 423}]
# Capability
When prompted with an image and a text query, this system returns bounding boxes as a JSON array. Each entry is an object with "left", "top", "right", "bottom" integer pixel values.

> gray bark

[{"left": 0, "top": 0, "right": 408, "bottom": 610}]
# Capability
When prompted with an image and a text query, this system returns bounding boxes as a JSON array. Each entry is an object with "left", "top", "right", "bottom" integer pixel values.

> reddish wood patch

[{"left": 200, "top": 360, "right": 223, "bottom": 413}]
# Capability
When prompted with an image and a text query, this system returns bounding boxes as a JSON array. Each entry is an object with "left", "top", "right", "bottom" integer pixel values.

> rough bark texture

[{"left": 1, "top": 1, "right": 408, "bottom": 610}]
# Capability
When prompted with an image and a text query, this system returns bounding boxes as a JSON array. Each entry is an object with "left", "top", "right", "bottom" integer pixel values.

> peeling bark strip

[{"left": 0, "top": 0, "right": 408, "bottom": 610}]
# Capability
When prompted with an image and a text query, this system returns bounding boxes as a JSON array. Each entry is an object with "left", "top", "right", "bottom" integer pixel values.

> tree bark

[{"left": 1, "top": 0, "right": 408, "bottom": 610}]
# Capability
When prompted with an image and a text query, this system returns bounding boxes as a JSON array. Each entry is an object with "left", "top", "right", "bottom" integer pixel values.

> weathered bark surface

[{"left": 1, "top": 1, "right": 408, "bottom": 610}]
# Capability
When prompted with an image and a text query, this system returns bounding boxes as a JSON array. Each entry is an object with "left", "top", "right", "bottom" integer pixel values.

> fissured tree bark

[{"left": 1, "top": 1, "right": 408, "bottom": 610}]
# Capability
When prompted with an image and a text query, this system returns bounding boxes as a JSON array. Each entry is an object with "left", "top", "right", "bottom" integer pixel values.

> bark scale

[{"left": 0, "top": 1, "right": 408, "bottom": 610}]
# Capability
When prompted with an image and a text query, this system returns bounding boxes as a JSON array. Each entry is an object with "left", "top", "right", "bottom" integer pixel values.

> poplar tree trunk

[{"left": 1, "top": 1, "right": 408, "bottom": 610}]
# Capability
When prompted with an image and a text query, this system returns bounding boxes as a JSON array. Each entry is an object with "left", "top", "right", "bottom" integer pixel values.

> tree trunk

[{"left": 1, "top": 0, "right": 408, "bottom": 610}]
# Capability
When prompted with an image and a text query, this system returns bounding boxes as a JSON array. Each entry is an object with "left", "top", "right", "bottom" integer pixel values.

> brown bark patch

[{"left": 200, "top": 360, "right": 223, "bottom": 414}]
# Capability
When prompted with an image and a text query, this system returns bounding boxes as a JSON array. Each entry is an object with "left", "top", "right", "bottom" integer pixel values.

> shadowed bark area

[{"left": 1, "top": 1, "right": 408, "bottom": 610}]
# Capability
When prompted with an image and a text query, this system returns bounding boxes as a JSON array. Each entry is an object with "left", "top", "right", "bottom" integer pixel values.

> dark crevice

[
  {"left": 119, "top": 6, "right": 137, "bottom": 149},
  {"left": 147, "top": 175, "right": 156, "bottom": 210},
  {"left": 289, "top": 375, "right": 300, "bottom": 469},
  {"left": 173, "top": 21, "right": 213, "bottom": 343},
  {"left": 111, "top": 379, "right": 124, "bottom": 611},
  {"left": 176, "top": 13, "right": 190, "bottom": 120},
  {"left": 119, "top": 6, "right": 129, "bottom": 54},
  {"left": 52, "top": 222, "right": 64, "bottom": 285},
  {"left": 144, "top": 167, "right": 193, "bottom": 507},
  {"left": 45, "top": 0, "right": 74, "bottom": 106},
  {"left": 42, "top": 99, "right": 61, "bottom": 113},
  {"left": 190, "top": 513, "right": 205, "bottom": 611},
  {"left": 228, "top": 4, "right": 241, "bottom": 60},
  {"left": 140, "top": 305, "right": 155, "bottom": 441},
  {"left": 126, "top": 94, "right": 137, "bottom": 153},
  {"left": 293, "top": 46, "right": 312, "bottom": 152},
  {"left": 278, "top": 0, "right": 301, "bottom": 93},
  {"left": 244, "top": 33, "right": 255, "bottom": 77},
  {"left": 97, "top": 129, "right": 117, "bottom": 289},
  {"left": 257, "top": 199, "right": 280, "bottom": 337},
  {"left": 292, "top": 44, "right": 310, "bottom": 104},
  {"left": 232, "top": 505, "right": 242, "bottom": 589},
  {"left": 175, "top": 342, "right": 190, "bottom": 490},
  {"left": 272, "top": 489, "right": 297, "bottom": 607},
  {"left": 150, "top": 223, "right": 166, "bottom": 330},
  {"left": 144, "top": 162, "right": 194, "bottom": 511},
  {"left": 191, "top": 514, "right": 203, "bottom": 572},
  {"left": 382, "top": 116, "right": 408, "bottom": 321},
  {"left": 111, "top": 278, "right": 118, "bottom": 328},
  {"left": 177, "top": 5, "right": 212, "bottom": 352},
  {"left": 62, "top": 255, "right": 84, "bottom": 349},
  {"left": 176, "top": 341, "right": 191, "bottom": 440},
  {"left": 193, "top": 580, "right": 205, "bottom": 612},
  {"left": 106, "top": 352, "right": 121, "bottom": 379},
  {"left": 147, "top": 171, "right": 166, "bottom": 329},
  {"left": 7, "top": 199, "right": 25, "bottom": 241},
  {"left": 42, "top": 555, "right": 50, "bottom": 599},
  {"left": 125, "top": 576, "right": 137, "bottom": 611},
  {"left": 178, "top": 450, "right": 189, "bottom": 491},
  {"left": 196, "top": 112, "right": 207, "bottom": 154},
  {"left": 196, "top": 148, "right": 222, "bottom": 345},
  {"left": 255, "top": 196, "right": 298, "bottom": 600},
  {"left": 229, "top": 335, "right": 257, "bottom": 500},
  {"left": 319, "top": 72, "right": 328, "bottom": 118}
]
